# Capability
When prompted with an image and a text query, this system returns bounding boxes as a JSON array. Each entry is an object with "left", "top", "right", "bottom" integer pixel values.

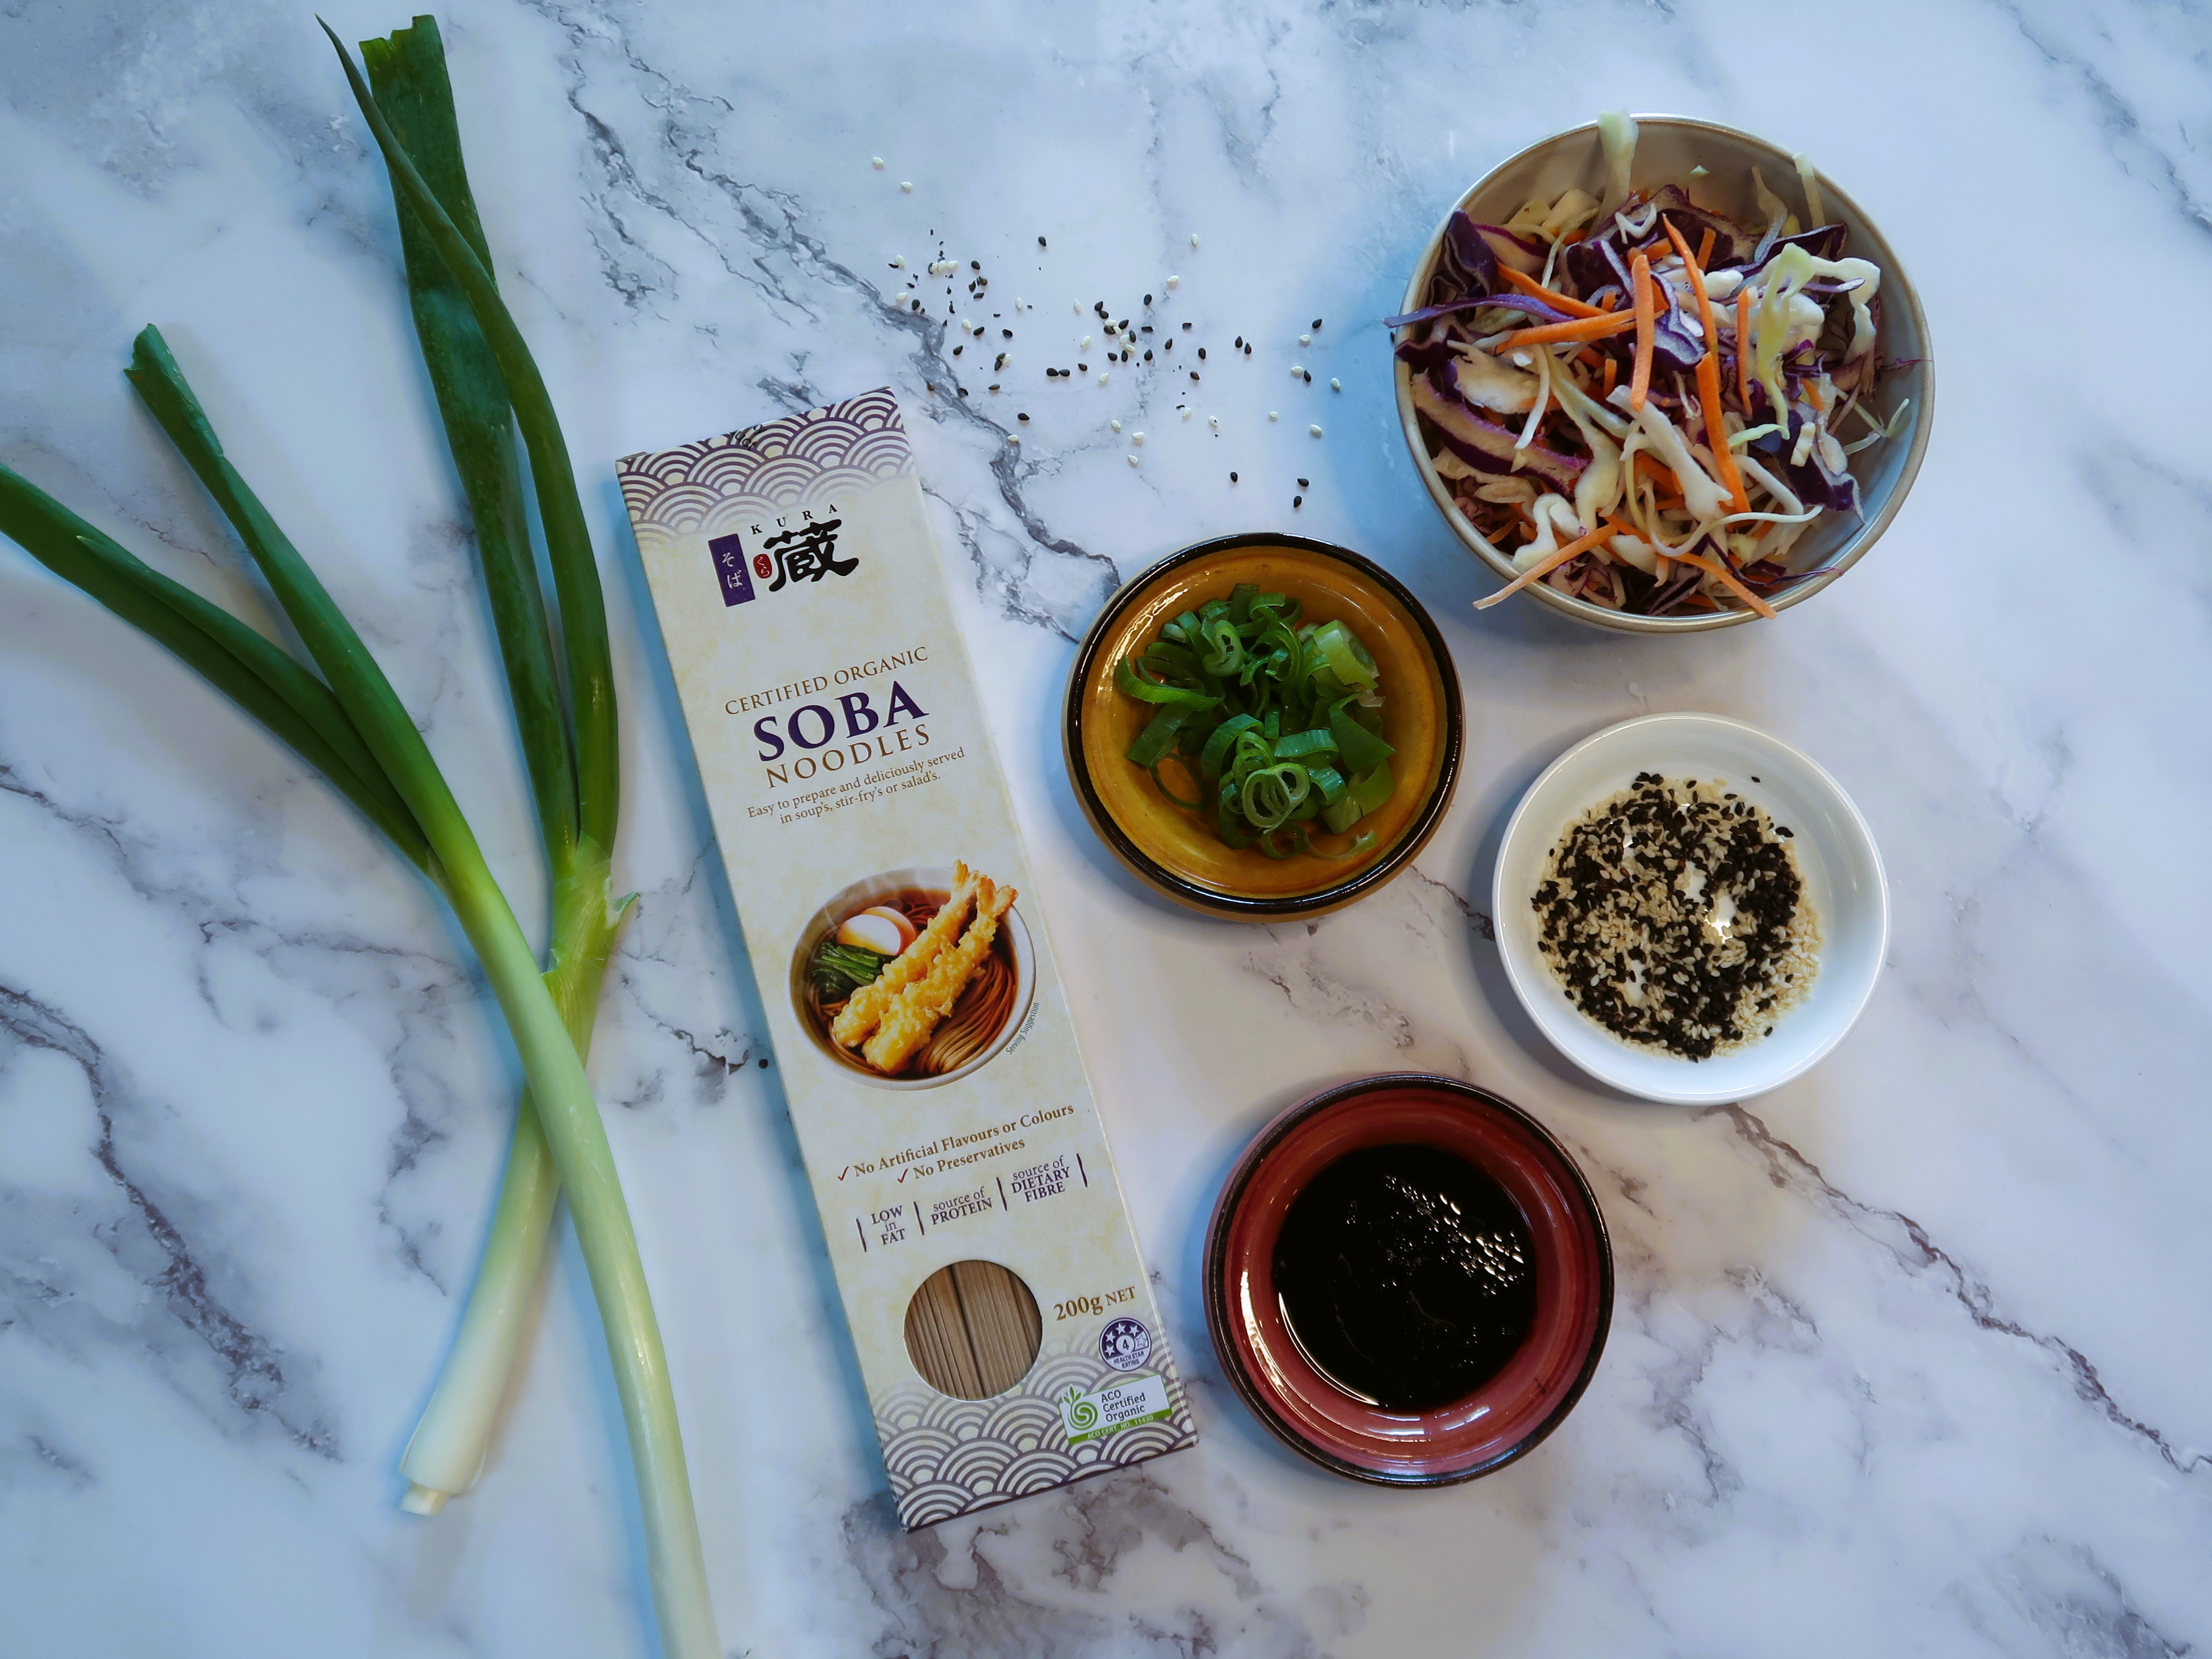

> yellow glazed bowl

[{"left": 1064, "top": 534, "right": 1463, "bottom": 920}]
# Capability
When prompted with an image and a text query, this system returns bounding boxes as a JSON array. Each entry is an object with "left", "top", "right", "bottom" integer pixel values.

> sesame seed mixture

[{"left": 1533, "top": 773, "right": 1819, "bottom": 1060}]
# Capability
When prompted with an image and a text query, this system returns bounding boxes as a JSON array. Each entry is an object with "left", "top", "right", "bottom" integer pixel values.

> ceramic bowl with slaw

[{"left": 1394, "top": 115, "right": 1933, "bottom": 633}]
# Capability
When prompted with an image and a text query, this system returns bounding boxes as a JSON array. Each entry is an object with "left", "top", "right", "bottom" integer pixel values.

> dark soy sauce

[{"left": 1272, "top": 1143, "right": 1537, "bottom": 1412}]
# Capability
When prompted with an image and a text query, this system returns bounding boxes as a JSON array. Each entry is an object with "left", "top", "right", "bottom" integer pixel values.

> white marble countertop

[{"left": 5, "top": 2, "right": 2208, "bottom": 1654}]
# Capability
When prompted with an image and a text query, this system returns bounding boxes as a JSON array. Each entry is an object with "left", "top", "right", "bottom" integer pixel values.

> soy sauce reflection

[{"left": 1272, "top": 1144, "right": 1537, "bottom": 1413}]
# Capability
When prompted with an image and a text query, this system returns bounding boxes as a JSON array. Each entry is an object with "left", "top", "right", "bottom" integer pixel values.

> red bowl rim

[{"left": 1202, "top": 1073, "right": 1614, "bottom": 1486}]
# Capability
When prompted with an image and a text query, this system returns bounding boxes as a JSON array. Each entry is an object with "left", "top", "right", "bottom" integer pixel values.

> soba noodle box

[{"left": 620, "top": 392, "right": 1196, "bottom": 1527}]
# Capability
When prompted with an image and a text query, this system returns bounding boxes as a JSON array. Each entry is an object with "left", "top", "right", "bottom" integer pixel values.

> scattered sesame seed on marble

[
  {"left": 1018, "top": 412, "right": 1030, "bottom": 422},
  {"left": 1080, "top": 335, "right": 1091, "bottom": 350},
  {"left": 1208, "top": 416, "right": 1220, "bottom": 430},
  {"left": 1298, "top": 333, "right": 1310, "bottom": 346},
  {"left": 1291, "top": 365, "right": 1305, "bottom": 378},
  {"left": 872, "top": 157, "right": 885, "bottom": 169},
  {"left": 1302, "top": 370, "right": 1312, "bottom": 382},
  {"left": 1313, "top": 318, "right": 1324, "bottom": 330},
  {"left": 1294, "top": 494, "right": 1303, "bottom": 508},
  {"left": 1181, "top": 407, "right": 1193, "bottom": 420},
  {"left": 1309, "top": 424, "right": 1324, "bottom": 437},
  {"left": 1039, "top": 236, "right": 1048, "bottom": 247},
  {"left": 1268, "top": 411, "right": 1279, "bottom": 421},
  {"left": 1191, "top": 233, "right": 1201, "bottom": 248},
  {"left": 1230, "top": 471, "right": 1239, "bottom": 482},
  {"left": 1132, "top": 432, "right": 1146, "bottom": 445},
  {"left": 1074, "top": 301, "right": 1084, "bottom": 313},
  {"left": 900, "top": 181, "right": 913, "bottom": 192},
  {"left": 1097, "top": 371, "right": 1110, "bottom": 384},
  {"left": 1111, "top": 419, "right": 1122, "bottom": 432},
  {"left": 1331, "top": 378, "right": 1342, "bottom": 391},
  {"left": 890, "top": 255, "right": 905, "bottom": 268},
  {"left": 1165, "top": 274, "right": 1181, "bottom": 289},
  {"left": 1127, "top": 454, "right": 1139, "bottom": 467}
]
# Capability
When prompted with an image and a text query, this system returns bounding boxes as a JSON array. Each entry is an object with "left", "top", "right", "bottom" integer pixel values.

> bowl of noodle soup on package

[{"left": 789, "top": 863, "right": 1037, "bottom": 1090}]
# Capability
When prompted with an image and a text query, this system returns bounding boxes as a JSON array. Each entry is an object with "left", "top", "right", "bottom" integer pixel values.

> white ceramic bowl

[
  {"left": 788, "top": 865, "right": 1037, "bottom": 1091},
  {"left": 1492, "top": 714, "right": 1886, "bottom": 1104},
  {"left": 1397, "top": 116, "right": 1935, "bottom": 632}
]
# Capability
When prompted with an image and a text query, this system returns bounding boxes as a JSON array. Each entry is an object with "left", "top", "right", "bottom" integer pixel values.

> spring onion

[
  {"left": 1117, "top": 584, "right": 1395, "bottom": 858},
  {"left": 0, "top": 18, "right": 721, "bottom": 1659}
]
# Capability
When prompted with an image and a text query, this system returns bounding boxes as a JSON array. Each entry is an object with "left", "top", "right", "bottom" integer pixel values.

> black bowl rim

[
  {"left": 1202, "top": 1072, "right": 1615, "bottom": 1487},
  {"left": 1063, "top": 533, "right": 1465, "bottom": 919}
]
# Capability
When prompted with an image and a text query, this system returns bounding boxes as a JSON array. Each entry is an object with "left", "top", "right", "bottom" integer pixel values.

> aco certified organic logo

[{"left": 706, "top": 507, "right": 855, "bottom": 608}]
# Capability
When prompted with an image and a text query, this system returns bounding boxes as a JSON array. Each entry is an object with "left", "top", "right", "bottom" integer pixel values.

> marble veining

[{"left": 4, "top": 0, "right": 2209, "bottom": 1654}]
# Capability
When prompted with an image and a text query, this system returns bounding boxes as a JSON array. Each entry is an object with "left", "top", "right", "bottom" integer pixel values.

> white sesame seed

[
  {"left": 1298, "top": 333, "right": 1311, "bottom": 346},
  {"left": 1191, "top": 234, "right": 1200, "bottom": 248},
  {"left": 1309, "top": 424, "right": 1324, "bottom": 437},
  {"left": 890, "top": 254, "right": 905, "bottom": 268},
  {"left": 1208, "top": 416, "right": 1220, "bottom": 430},
  {"left": 1080, "top": 335, "right": 1091, "bottom": 350},
  {"left": 1291, "top": 365, "right": 1306, "bottom": 378},
  {"left": 1111, "top": 419, "right": 1123, "bottom": 432},
  {"left": 1165, "top": 274, "right": 1181, "bottom": 289},
  {"left": 1127, "top": 453, "right": 1139, "bottom": 467},
  {"left": 900, "top": 181, "right": 913, "bottom": 192},
  {"left": 1075, "top": 301, "right": 1084, "bottom": 314},
  {"left": 1097, "top": 371, "right": 1110, "bottom": 384},
  {"left": 872, "top": 156, "right": 885, "bottom": 170},
  {"left": 1131, "top": 432, "right": 1146, "bottom": 446},
  {"left": 1268, "top": 411, "right": 1279, "bottom": 421},
  {"left": 1181, "top": 407, "right": 1192, "bottom": 420},
  {"left": 1008, "top": 433, "right": 1020, "bottom": 443},
  {"left": 1331, "top": 378, "right": 1342, "bottom": 391}
]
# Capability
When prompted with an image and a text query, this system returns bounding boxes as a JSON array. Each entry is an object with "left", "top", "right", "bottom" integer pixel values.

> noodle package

[{"left": 619, "top": 392, "right": 1196, "bottom": 1528}]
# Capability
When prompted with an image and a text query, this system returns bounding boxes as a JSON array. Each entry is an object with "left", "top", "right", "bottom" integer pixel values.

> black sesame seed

[
  {"left": 1302, "top": 370, "right": 1312, "bottom": 382},
  {"left": 1190, "top": 371, "right": 1200, "bottom": 381},
  {"left": 1230, "top": 471, "right": 1239, "bottom": 482},
  {"left": 1293, "top": 494, "right": 1303, "bottom": 508},
  {"left": 1144, "top": 350, "right": 1152, "bottom": 361},
  {"left": 953, "top": 345, "right": 962, "bottom": 355},
  {"left": 1144, "top": 293, "right": 1153, "bottom": 305},
  {"left": 1181, "top": 322, "right": 1192, "bottom": 331},
  {"left": 1141, "top": 324, "right": 1153, "bottom": 333},
  {"left": 1197, "top": 347, "right": 1207, "bottom": 360},
  {"left": 1018, "top": 412, "right": 1030, "bottom": 421},
  {"left": 1038, "top": 236, "right": 1047, "bottom": 246},
  {"left": 970, "top": 260, "right": 980, "bottom": 270},
  {"left": 957, "top": 387, "right": 968, "bottom": 396},
  {"left": 1243, "top": 343, "right": 1251, "bottom": 355},
  {"left": 910, "top": 300, "right": 921, "bottom": 312},
  {"left": 1312, "top": 318, "right": 1323, "bottom": 330},
  {"left": 1297, "top": 477, "right": 1309, "bottom": 488},
  {"left": 1235, "top": 336, "right": 1243, "bottom": 348},
  {"left": 1078, "top": 363, "right": 1088, "bottom": 372},
  {"left": 988, "top": 383, "right": 1000, "bottom": 392}
]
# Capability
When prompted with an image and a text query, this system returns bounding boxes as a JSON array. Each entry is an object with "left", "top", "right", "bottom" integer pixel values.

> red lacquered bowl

[{"left": 1204, "top": 1074, "right": 1613, "bottom": 1484}]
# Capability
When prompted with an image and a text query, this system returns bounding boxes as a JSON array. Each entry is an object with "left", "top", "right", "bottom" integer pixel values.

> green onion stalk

[
  {"left": 0, "top": 17, "right": 722, "bottom": 1658},
  {"left": 350, "top": 16, "right": 626, "bottom": 1523}
]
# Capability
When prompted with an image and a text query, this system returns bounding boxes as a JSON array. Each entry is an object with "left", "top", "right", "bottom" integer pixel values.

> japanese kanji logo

[{"left": 705, "top": 509, "right": 858, "bottom": 608}]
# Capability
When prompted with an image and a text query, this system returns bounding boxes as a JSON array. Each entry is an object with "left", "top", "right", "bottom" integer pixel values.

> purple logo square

[{"left": 708, "top": 532, "right": 755, "bottom": 606}]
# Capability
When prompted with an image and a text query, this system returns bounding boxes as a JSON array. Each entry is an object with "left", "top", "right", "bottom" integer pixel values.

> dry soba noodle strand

[{"left": 830, "top": 862, "right": 979, "bottom": 1046}]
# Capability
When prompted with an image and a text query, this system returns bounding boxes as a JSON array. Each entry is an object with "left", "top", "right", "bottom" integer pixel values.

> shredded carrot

[
  {"left": 1803, "top": 382, "right": 1828, "bottom": 413},
  {"left": 1633, "top": 452, "right": 1679, "bottom": 493},
  {"left": 1629, "top": 251, "right": 1655, "bottom": 411},
  {"left": 1500, "top": 266, "right": 1604, "bottom": 318},
  {"left": 1601, "top": 355, "right": 1618, "bottom": 397},
  {"left": 1663, "top": 218, "right": 1752, "bottom": 514},
  {"left": 1474, "top": 520, "right": 1618, "bottom": 609},
  {"left": 1598, "top": 292, "right": 1619, "bottom": 311},
  {"left": 1576, "top": 347, "right": 1604, "bottom": 372},
  {"left": 1652, "top": 495, "right": 1687, "bottom": 513},
  {"left": 1672, "top": 549, "right": 1780, "bottom": 619},
  {"left": 1489, "top": 310, "right": 1640, "bottom": 350},
  {"left": 1696, "top": 226, "right": 1715, "bottom": 266},
  {"left": 1736, "top": 288, "right": 1753, "bottom": 413}
]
